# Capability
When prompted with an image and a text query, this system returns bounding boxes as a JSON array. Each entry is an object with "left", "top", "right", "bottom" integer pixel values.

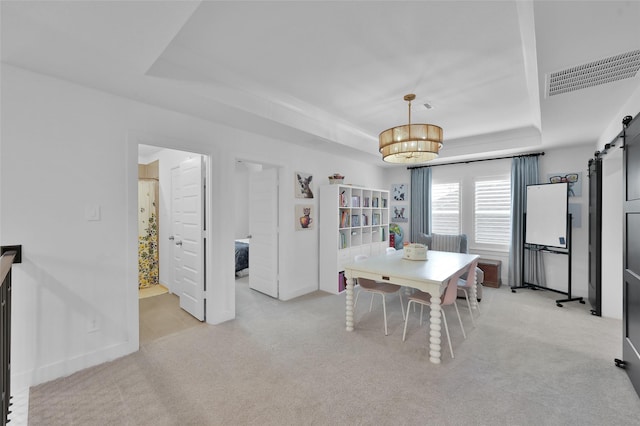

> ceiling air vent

[{"left": 547, "top": 49, "right": 640, "bottom": 97}]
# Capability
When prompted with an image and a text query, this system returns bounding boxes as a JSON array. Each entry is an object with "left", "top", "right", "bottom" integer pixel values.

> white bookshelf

[{"left": 319, "top": 184, "right": 390, "bottom": 294}]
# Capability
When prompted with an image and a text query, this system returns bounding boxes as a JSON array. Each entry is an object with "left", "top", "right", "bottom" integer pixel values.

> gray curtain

[
  {"left": 508, "top": 156, "right": 546, "bottom": 287},
  {"left": 410, "top": 167, "right": 431, "bottom": 242}
]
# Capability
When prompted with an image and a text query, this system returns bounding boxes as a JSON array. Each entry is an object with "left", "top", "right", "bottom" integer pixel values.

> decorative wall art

[
  {"left": 547, "top": 172, "right": 582, "bottom": 197},
  {"left": 295, "top": 204, "right": 314, "bottom": 230},
  {"left": 392, "top": 204, "right": 408, "bottom": 223},
  {"left": 391, "top": 183, "right": 407, "bottom": 201},
  {"left": 295, "top": 171, "right": 314, "bottom": 198}
]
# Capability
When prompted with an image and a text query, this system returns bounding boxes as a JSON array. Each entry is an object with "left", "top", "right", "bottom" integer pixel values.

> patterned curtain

[
  {"left": 410, "top": 167, "right": 432, "bottom": 243},
  {"left": 138, "top": 179, "right": 159, "bottom": 288},
  {"left": 508, "top": 156, "right": 546, "bottom": 287}
]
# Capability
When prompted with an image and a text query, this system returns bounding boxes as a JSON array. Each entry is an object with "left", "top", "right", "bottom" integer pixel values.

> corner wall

[{"left": 0, "top": 64, "right": 386, "bottom": 389}]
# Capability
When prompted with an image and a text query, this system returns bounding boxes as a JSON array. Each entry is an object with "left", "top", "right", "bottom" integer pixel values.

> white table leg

[
  {"left": 346, "top": 275, "right": 355, "bottom": 331},
  {"left": 429, "top": 295, "right": 442, "bottom": 364}
]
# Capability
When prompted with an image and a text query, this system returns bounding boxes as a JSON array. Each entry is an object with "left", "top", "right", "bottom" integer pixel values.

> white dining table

[{"left": 342, "top": 249, "right": 479, "bottom": 364}]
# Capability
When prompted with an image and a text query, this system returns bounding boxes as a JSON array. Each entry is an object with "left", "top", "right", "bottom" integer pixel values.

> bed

[{"left": 235, "top": 238, "right": 250, "bottom": 275}]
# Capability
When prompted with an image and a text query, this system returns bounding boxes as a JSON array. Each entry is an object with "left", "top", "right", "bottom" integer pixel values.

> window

[
  {"left": 474, "top": 179, "right": 511, "bottom": 245},
  {"left": 431, "top": 182, "right": 460, "bottom": 234}
]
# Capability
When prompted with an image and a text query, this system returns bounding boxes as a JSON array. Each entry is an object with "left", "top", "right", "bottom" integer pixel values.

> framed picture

[
  {"left": 391, "top": 183, "right": 407, "bottom": 201},
  {"left": 547, "top": 172, "right": 582, "bottom": 197},
  {"left": 295, "top": 204, "right": 314, "bottom": 230},
  {"left": 295, "top": 171, "right": 314, "bottom": 198},
  {"left": 392, "top": 205, "right": 408, "bottom": 222}
]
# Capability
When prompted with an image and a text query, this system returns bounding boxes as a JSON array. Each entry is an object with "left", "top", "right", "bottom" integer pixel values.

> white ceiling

[{"left": 3, "top": 1, "right": 640, "bottom": 166}]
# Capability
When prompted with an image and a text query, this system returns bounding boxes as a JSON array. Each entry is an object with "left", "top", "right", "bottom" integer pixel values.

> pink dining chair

[
  {"left": 457, "top": 259, "right": 480, "bottom": 326},
  {"left": 353, "top": 254, "right": 405, "bottom": 336},
  {"left": 402, "top": 266, "right": 468, "bottom": 358}
]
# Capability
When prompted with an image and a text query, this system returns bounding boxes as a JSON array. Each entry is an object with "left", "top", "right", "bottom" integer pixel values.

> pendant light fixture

[{"left": 379, "top": 94, "right": 443, "bottom": 164}]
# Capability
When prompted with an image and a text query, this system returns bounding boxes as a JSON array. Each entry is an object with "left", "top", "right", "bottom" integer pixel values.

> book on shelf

[
  {"left": 351, "top": 214, "right": 360, "bottom": 227},
  {"left": 338, "top": 271, "right": 346, "bottom": 293},
  {"left": 372, "top": 197, "right": 379, "bottom": 207},
  {"left": 372, "top": 213, "right": 380, "bottom": 225},
  {"left": 339, "top": 232, "right": 347, "bottom": 249},
  {"left": 340, "top": 210, "right": 350, "bottom": 228},
  {"left": 339, "top": 190, "right": 347, "bottom": 207},
  {"left": 362, "top": 214, "right": 368, "bottom": 226},
  {"left": 351, "top": 196, "right": 360, "bottom": 207},
  {"left": 364, "top": 197, "right": 370, "bottom": 207}
]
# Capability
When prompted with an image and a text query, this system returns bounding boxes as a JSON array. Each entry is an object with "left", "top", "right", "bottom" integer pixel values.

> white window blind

[
  {"left": 432, "top": 182, "right": 460, "bottom": 234},
  {"left": 474, "top": 179, "right": 511, "bottom": 245}
]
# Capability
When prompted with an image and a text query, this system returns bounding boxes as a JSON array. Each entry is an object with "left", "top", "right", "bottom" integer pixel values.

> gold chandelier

[{"left": 379, "top": 94, "right": 443, "bottom": 164}]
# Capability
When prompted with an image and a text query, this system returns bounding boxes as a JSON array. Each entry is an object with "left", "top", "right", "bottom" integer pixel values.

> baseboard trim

[{"left": 14, "top": 340, "right": 136, "bottom": 389}]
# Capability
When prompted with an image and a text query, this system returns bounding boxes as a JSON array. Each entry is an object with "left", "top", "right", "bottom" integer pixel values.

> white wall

[
  {"left": 233, "top": 162, "right": 251, "bottom": 240},
  {"left": 0, "top": 64, "right": 386, "bottom": 389}
]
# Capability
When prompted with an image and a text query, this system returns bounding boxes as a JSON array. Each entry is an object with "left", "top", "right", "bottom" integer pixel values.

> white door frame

[
  {"left": 129, "top": 136, "right": 213, "bottom": 348},
  {"left": 236, "top": 158, "right": 282, "bottom": 301}
]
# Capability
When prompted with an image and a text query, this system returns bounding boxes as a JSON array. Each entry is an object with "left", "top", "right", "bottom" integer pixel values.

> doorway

[
  {"left": 138, "top": 144, "right": 207, "bottom": 326},
  {"left": 234, "top": 160, "right": 280, "bottom": 300},
  {"left": 138, "top": 159, "right": 167, "bottom": 299}
]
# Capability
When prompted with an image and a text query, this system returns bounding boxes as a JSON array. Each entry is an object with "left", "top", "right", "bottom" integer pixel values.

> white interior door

[
  {"left": 249, "top": 167, "right": 279, "bottom": 298},
  {"left": 176, "top": 156, "right": 205, "bottom": 321},
  {"left": 170, "top": 166, "right": 182, "bottom": 295}
]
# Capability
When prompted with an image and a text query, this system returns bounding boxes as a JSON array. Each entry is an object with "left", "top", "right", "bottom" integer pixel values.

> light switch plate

[{"left": 85, "top": 204, "right": 101, "bottom": 221}]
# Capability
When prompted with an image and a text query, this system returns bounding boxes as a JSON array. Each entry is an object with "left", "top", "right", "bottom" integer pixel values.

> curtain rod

[{"left": 407, "top": 151, "right": 545, "bottom": 169}]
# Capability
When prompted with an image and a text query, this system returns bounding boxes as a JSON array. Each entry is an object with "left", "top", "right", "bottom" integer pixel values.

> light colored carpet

[{"left": 28, "top": 279, "right": 640, "bottom": 425}]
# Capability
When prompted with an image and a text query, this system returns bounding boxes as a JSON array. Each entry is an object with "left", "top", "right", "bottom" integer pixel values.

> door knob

[
  {"left": 175, "top": 240, "right": 183, "bottom": 246},
  {"left": 169, "top": 235, "right": 175, "bottom": 241}
]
